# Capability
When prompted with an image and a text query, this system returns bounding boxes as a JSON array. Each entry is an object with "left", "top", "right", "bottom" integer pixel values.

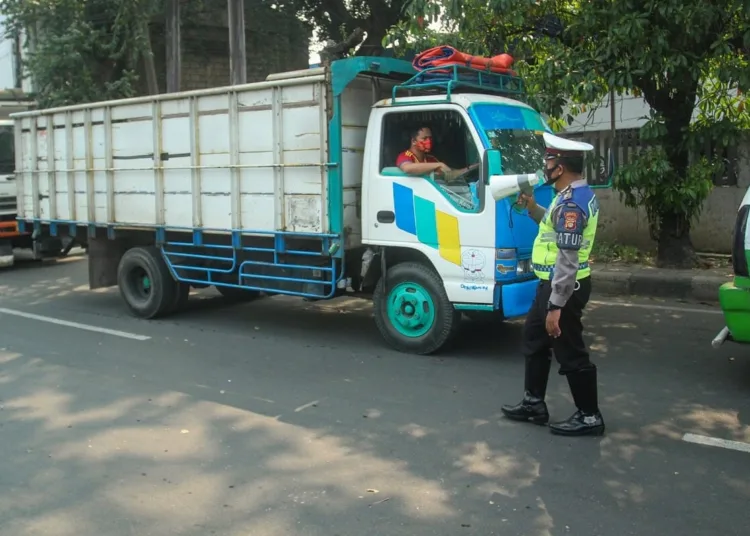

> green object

[
  {"left": 719, "top": 281, "right": 750, "bottom": 343},
  {"left": 531, "top": 189, "right": 599, "bottom": 280},
  {"left": 413, "top": 196, "right": 439, "bottom": 248},
  {"left": 328, "top": 242, "right": 340, "bottom": 255},
  {"left": 378, "top": 167, "right": 480, "bottom": 213},
  {"left": 453, "top": 303, "right": 494, "bottom": 311},
  {"left": 386, "top": 282, "right": 436, "bottom": 337},
  {"left": 326, "top": 56, "right": 418, "bottom": 244},
  {"left": 482, "top": 148, "right": 503, "bottom": 184},
  {"left": 391, "top": 63, "right": 525, "bottom": 104}
]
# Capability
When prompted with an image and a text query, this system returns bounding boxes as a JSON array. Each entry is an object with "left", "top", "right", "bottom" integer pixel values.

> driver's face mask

[{"left": 415, "top": 137, "right": 433, "bottom": 153}]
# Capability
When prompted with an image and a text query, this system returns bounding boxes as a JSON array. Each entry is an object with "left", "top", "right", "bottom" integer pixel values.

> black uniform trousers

[{"left": 522, "top": 276, "right": 596, "bottom": 406}]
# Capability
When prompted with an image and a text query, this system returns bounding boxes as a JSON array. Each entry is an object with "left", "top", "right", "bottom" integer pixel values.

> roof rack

[{"left": 391, "top": 64, "right": 525, "bottom": 103}]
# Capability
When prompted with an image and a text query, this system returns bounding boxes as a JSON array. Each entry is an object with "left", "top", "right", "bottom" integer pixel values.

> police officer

[{"left": 501, "top": 132, "right": 605, "bottom": 437}]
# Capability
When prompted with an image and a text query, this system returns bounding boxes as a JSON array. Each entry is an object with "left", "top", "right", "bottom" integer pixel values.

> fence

[{"left": 565, "top": 128, "right": 741, "bottom": 187}]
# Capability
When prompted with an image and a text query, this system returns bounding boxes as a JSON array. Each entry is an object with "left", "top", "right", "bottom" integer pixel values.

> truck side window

[{"left": 379, "top": 110, "right": 483, "bottom": 213}]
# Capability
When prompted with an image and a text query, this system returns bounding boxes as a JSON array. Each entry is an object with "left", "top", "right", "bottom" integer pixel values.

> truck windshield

[
  {"left": 471, "top": 103, "right": 548, "bottom": 175},
  {"left": 0, "top": 126, "right": 14, "bottom": 175}
]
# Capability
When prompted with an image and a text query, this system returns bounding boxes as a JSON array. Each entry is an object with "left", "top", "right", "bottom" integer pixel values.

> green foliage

[
  {"left": 276, "top": 0, "right": 414, "bottom": 54},
  {"left": 387, "top": 0, "right": 750, "bottom": 266},
  {"left": 613, "top": 147, "right": 717, "bottom": 241},
  {"left": 2, "top": 0, "right": 166, "bottom": 107}
]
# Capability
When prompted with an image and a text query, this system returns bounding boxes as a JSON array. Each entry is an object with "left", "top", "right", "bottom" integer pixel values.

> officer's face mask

[{"left": 544, "top": 162, "right": 562, "bottom": 184}]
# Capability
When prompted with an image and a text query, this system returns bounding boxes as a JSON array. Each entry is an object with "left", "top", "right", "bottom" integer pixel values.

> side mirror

[{"left": 482, "top": 148, "right": 502, "bottom": 184}]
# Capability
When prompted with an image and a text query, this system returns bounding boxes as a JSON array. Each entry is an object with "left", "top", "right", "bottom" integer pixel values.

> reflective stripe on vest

[{"left": 531, "top": 186, "right": 599, "bottom": 281}]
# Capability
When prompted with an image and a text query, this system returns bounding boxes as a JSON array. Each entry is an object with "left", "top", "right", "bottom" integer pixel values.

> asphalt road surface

[{"left": 1, "top": 253, "right": 749, "bottom": 536}]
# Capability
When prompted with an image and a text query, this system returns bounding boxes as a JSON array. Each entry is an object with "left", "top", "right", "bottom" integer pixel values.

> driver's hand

[
  {"left": 467, "top": 163, "right": 480, "bottom": 171},
  {"left": 517, "top": 192, "right": 537, "bottom": 211},
  {"left": 434, "top": 163, "right": 451, "bottom": 177}
]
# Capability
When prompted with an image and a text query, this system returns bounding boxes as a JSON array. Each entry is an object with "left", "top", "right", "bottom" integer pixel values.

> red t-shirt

[{"left": 396, "top": 150, "right": 439, "bottom": 168}]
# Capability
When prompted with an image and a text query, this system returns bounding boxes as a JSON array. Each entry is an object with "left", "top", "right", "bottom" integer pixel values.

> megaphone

[{"left": 488, "top": 170, "right": 546, "bottom": 201}]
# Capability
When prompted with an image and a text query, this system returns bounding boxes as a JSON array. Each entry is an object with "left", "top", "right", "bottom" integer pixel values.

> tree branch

[{"left": 320, "top": 27, "right": 367, "bottom": 61}]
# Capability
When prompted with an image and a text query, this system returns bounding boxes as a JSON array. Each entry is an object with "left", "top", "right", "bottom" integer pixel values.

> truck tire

[
  {"left": 215, "top": 285, "right": 261, "bottom": 302},
  {"left": 373, "top": 262, "right": 460, "bottom": 355},
  {"left": 165, "top": 282, "right": 191, "bottom": 314},
  {"left": 117, "top": 246, "right": 179, "bottom": 319}
]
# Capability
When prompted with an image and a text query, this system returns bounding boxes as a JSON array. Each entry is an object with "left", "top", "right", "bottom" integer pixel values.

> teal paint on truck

[{"left": 325, "top": 56, "right": 418, "bottom": 240}]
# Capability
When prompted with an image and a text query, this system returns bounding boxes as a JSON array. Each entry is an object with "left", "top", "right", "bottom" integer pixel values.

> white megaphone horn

[{"left": 488, "top": 170, "right": 546, "bottom": 201}]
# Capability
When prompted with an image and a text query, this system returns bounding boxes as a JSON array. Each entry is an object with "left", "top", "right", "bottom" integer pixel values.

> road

[{"left": 1, "top": 253, "right": 749, "bottom": 536}]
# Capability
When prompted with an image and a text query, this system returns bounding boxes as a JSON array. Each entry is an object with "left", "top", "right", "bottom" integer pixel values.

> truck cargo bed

[{"left": 14, "top": 70, "right": 332, "bottom": 234}]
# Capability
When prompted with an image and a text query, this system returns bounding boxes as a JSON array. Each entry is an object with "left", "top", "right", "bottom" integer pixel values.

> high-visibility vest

[{"left": 531, "top": 184, "right": 599, "bottom": 280}]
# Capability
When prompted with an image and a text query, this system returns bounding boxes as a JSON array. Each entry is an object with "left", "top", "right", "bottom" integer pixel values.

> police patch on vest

[
  {"left": 557, "top": 231, "right": 583, "bottom": 250},
  {"left": 564, "top": 211, "right": 579, "bottom": 230}
]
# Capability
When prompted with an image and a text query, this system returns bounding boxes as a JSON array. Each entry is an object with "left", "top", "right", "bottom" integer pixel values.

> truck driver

[{"left": 396, "top": 125, "right": 477, "bottom": 181}]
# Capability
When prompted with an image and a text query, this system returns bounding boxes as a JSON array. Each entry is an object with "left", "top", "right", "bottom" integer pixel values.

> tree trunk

[
  {"left": 656, "top": 212, "right": 697, "bottom": 269},
  {"left": 656, "top": 101, "right": 698, "bottom": 269}
]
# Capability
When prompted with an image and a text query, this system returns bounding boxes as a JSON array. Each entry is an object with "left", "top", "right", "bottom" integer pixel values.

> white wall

[{"left": 563, "top": 94, "right": 651, "bottom": 133}]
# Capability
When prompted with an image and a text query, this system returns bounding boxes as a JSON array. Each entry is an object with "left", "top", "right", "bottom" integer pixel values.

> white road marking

[
  {"left": 589, "top": 300, "right": 721, "bottom": 315},
  {"left": 295, "top": 400, "right": 320, "bottom": 412},
  {"left": 682, "top": 433, "right": 750, "bottom": 454},
  {"left": 0, "top": 308, "right": 151, "bottom": 341}
]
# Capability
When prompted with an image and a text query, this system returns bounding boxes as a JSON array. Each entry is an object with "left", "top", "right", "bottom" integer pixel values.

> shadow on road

[{"left": 1, "top": 257, "right": 750, "bottom": 534}]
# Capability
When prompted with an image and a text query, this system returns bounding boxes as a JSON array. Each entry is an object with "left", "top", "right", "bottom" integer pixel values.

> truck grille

[{"left": 0, "top": 195, "right": 16, "bottom": 213}]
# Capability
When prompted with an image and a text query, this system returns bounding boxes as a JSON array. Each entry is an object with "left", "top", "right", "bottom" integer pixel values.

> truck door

[{"left": 363, "top": 105, "right": 496, "bottom": 306}]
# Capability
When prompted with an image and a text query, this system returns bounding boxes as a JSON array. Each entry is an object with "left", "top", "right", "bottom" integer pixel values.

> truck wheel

[
  {"left": 215, "top": 285, "right": 261, "bottom": 302},
  {"left": 165, "top": 282, "right": 191, "bottom": 314},
  {"left": 373, "top": 262, "right": 460, "bottom": 355},
  {"left": 117, "top": 247, "right": 179, "bottom": 319}
]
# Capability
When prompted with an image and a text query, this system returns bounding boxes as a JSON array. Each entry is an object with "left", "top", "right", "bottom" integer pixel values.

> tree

[
  {"left": 2, "top": 0, "right": 165, "bottom": 108},
  {"left": 387, "top": 0, "right": 750, "bottom": 268},
  {"left": 279, "top": 0, "right": 415, "bottom": 56}
]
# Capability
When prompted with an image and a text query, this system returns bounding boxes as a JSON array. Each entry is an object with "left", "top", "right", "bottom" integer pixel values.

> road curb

[{"left": 592, "top": 267, "right": 729, "bottom": 303}]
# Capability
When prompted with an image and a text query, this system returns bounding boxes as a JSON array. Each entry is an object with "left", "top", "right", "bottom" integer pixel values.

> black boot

[
  {"left": 501, "top": 355, "right": 551, "bottom": 425},
  {"left": 549, "top": 368, "right": 605, "bottom": 436}
]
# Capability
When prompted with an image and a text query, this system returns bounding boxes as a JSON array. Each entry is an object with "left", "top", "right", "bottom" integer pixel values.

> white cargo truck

[{"left": 12, "top": 56, "right": 558, "bottom": 354}]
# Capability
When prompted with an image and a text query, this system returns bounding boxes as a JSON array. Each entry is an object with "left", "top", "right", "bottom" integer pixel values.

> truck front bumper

[
  {"left": 0, "top": 220, "right": 19, "bottom": 239},
  {"left": 496, "top": 277, "right": 539, "bottom": 319},
  {"left": 714, "top": 281, "right": 750, "bottom": 346}
]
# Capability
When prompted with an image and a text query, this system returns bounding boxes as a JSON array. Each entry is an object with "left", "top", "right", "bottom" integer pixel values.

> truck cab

[
  {"left": 0, "top": 119, "right": 17, "bottom": 266},
  {"left": 358, "top": 67, "right": 555, "bottom": 352}
]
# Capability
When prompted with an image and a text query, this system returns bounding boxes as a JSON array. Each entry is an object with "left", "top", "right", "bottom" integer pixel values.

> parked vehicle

[
  {"left": 12, "top": 56, "right": 557, "bottom": 354},
  {"left": 0, "top": 119, "right": 69, "bottom": 267},
  {"left": 713, "top": 187, "right": 750, "bottom": 348}
]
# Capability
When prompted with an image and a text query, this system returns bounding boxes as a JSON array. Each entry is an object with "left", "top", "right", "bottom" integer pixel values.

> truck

[
  {"left": 0, "top": 118, "right": 16, "bottom": 266},
  {"left": 12, "top": 56, "right": 556, "bottom": 354},
  {"left": 0, "top": 118, "right": 70, "bottom": 267}
]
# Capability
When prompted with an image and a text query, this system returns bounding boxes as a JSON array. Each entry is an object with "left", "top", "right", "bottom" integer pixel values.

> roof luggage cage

[{"left": 391, "top": 64, "right": 525, "bottom": 103}]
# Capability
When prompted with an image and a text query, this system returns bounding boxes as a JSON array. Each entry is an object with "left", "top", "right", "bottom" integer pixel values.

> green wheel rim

[{"left": 386, "top": 282, "right": 436, "bottom": 338}]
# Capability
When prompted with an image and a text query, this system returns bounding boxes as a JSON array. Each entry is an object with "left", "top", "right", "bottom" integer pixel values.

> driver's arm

[
  {"left": 445, "top": 163, "right": 479, "bottom": 181},
  {"left": 400, "top": 161, "right": 448, "bottom": 176}
]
